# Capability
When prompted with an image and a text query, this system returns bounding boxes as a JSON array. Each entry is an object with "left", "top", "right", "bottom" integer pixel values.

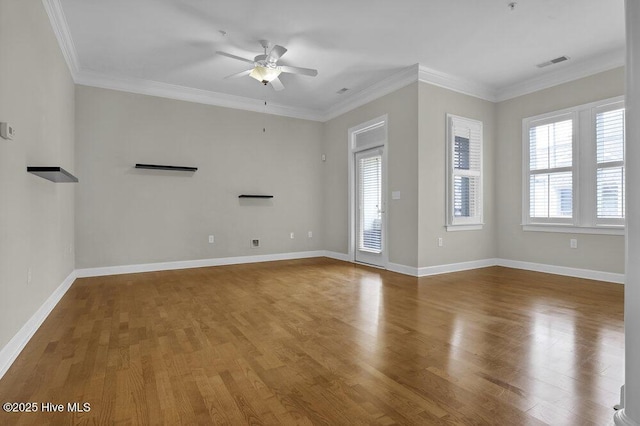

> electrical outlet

[
  {"left": 308, "top": 231, "right": 313, "bottom": 238},
  {"left": 438, "top": 237, "right": 443, "bottom": 247},
  {"left": 208, "top": 235, "right": 214, "bottom": 244},
  {"left": 1, "top": 122, "right": 15, "bottom": 140},
  {"left": 570, "top": 238, "right": 577, "bottom": 249},
  {"left": 290, "top": 232, "right": 295, "bottom": 239},
  {"left": 251, "top": 238, "right": 260, "bottom": 248}
]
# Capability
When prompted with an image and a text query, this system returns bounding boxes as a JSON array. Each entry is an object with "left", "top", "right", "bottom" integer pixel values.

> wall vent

[{"left": 537, "top": 56, "right": 570, "bottom": 68}]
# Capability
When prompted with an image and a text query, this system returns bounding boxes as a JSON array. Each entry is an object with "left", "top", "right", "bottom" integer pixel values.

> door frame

[{"left": 348, "top": 114, "right": 389, "bottom": 268}]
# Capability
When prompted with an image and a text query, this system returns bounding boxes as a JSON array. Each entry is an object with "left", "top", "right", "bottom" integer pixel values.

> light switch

[{"left": 392, "top": 191, "right": 401, "bottom": 200}]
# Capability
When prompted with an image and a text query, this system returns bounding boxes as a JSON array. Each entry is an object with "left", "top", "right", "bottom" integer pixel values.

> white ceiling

[{"left": 54, "top": 0, "right": 625, "bottom": 119}]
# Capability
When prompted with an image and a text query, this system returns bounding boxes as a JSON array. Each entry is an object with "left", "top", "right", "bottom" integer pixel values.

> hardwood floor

[{"left": 0, "top": 258, "right": 624, "bottom": 425}]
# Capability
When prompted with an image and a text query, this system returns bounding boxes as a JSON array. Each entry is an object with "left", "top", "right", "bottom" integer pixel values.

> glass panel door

[{"left": 355, "top": 147, "right": 385, "bottom": 267}]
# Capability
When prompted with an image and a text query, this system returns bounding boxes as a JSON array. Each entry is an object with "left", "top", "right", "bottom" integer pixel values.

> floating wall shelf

[
  {"left": 239, "top": 195, "right": 274, "bottom": 199},
  {"left": 27, "top": 166, "right": 78, "bottom": 183},
  {"left": 135, "top": 163, "right": 197, "bottom": 172}
]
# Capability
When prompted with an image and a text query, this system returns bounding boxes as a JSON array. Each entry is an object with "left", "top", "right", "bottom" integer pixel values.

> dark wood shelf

[
  {"left": 239, "top": 195, "right": 274, "bottom": 199},
  {"left": 135, "top": 163, "right": 197, "bottom": 172},
  {"left": 27, "top": 166, "right": 78, "bottom": 183}
]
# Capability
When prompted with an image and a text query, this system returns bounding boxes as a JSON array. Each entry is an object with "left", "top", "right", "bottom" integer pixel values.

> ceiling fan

[{"left": 216, "top": 40, "right": 318, "bottom": 91}]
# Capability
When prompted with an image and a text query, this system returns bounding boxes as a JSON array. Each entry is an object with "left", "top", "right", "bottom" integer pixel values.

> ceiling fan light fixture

[{"left": 249, "top": 66, "right": 282, "bottom": 85}]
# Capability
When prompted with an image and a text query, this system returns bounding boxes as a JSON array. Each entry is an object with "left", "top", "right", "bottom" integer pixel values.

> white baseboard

[
  {"left": 387, "top": 262, "right": 419, "bottom": 276},
  {"left": 496, "top": 258, "right": 625, "bottom": 284},
  {"left": 323, "top": 251, "right": 351, "bottom": 262},
  {"left": 387, "top": 258, "right": 624, "bottom": 283},
  {"left": 0, "top": 270, "right": 77, "bottom": 380},
  {"left": 79, "top": 250, "right": 618, "bottom": 285},
  {"left": 417, "top": 258, "right": 499, "bottom": 277},
  {"left": 1, "top": 252, "right": 624, "bottom": 381},
  {"left": 75, "top": 251, "right": 327, "bottom": 278},
  {"left": 387, "top": 258, "right": 498, "bottom": 277},
  {"left": 614, "top": 409, "right": 640, "bottom": 426}
]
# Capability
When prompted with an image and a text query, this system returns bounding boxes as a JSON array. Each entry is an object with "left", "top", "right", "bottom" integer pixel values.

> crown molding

[
  {"left": 418, "top": 65, "right": 498, "bottom": 101},
  {"left": 43, "top": 0, "right": 626, "bottom": 120},
  {"left": 41, "top": 0, "right": 421, "bottom": 121},
  {"left": 495, "top": 48, "right": 626, "bottom": 102},
  {"left": 42, "top": 0, "right": 79, "bottom": 77},
  {"left": 75, "top": 70, "right": 323, "bottom": 121},
  {"left": 320, "top": 64, "right": 419, "bottom": 121}
]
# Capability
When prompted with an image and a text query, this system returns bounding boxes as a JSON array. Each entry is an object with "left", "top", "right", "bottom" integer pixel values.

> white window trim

[
  {"left": 447, "top": 224, "right": 484, "bottom": 232},
  {"left": 446, "top": 114, "right": 483, "bottom": 231},
  {"left": 522, "top": 96, "right": 625, "bottom": 235},
  {"left": 522, "top": 225, "right": 624, "bottom": 235}
]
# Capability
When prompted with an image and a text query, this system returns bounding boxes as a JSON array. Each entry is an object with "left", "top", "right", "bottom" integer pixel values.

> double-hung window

[
  {"left": 447, "top": 114, "right": 483, "bottom": 230},
  {"left": 527, "top": 113, "right": 575, "bottom": 224},
  {"left": 523, "top": 96, "right": 625, "bottom": 234}
]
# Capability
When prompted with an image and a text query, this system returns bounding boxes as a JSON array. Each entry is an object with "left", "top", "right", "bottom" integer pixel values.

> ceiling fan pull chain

[{"left": 263, "top": 100, "right": 267, "bottom": 133}]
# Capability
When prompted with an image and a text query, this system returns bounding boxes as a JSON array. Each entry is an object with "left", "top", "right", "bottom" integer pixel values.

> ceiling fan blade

[
  {"left": 224, "top": 69, "right": 253, "bottom": 79},
  {"left": 279, "top": 65, "right": 318, "bottom": 77},
  {"left": 267, "top": 45, "right": 287, "bottom": 62},
  {"left": 270, "top": 77, "right": 285, "bottom": 91},
  {"left": 216, "top": 51, "right": 255, "bottom": 65}
]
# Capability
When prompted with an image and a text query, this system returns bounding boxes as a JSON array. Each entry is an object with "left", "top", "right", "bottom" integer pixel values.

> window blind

[
  {"left": 528, "top": 118, "right": 573, "bottom": 219},
  {"left": 358, "top": 155, "right": 382, "bottom": 253},
  {"left": 596, "top": 108, "right": 625, "bottom": 219}
]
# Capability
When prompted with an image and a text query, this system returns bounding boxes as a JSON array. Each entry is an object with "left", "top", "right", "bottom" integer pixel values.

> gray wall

[
  {"left": 0, "top": 0, "right": 76, "bottom": 349},
  {"left": 75, "top": 86, "right": 324, "bottom": 268},
  {"left": 322, "top": 81, "right": 497, "bottom": 269},
  {"left": 496, "top": 68, "right": 625, "bottom": 273},
  {"left": 418, "top": 82, "right": 497, "bottom": 267},
  {"left": 0, "top": 3, "right": 627, "bottom": 362},
  {"left": 0, "top": 0, "right": 628, "bottom": 381},
  {"left": 323, "top": 72, "right": 623, "bottom": 273},
  {"left": 323, "top": 83, "right": 419, "bottom": 267}
]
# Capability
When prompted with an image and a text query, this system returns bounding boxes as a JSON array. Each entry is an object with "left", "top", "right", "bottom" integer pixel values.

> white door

[{"left": 355, "top": 147, "right": 385, "bottom": 267}]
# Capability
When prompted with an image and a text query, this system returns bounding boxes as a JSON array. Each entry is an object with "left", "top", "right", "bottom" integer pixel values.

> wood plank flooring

[{"left": 0, "top": 258, "right": 624, "bottom": 425}]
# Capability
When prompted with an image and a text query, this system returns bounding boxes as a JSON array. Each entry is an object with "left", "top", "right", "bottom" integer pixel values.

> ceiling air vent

[
  {"left": 537, "top": 56, "right": 570, "bottom": 68},
  {"left": 336, "top": 88, "right": 349, "bottom": 94}
]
